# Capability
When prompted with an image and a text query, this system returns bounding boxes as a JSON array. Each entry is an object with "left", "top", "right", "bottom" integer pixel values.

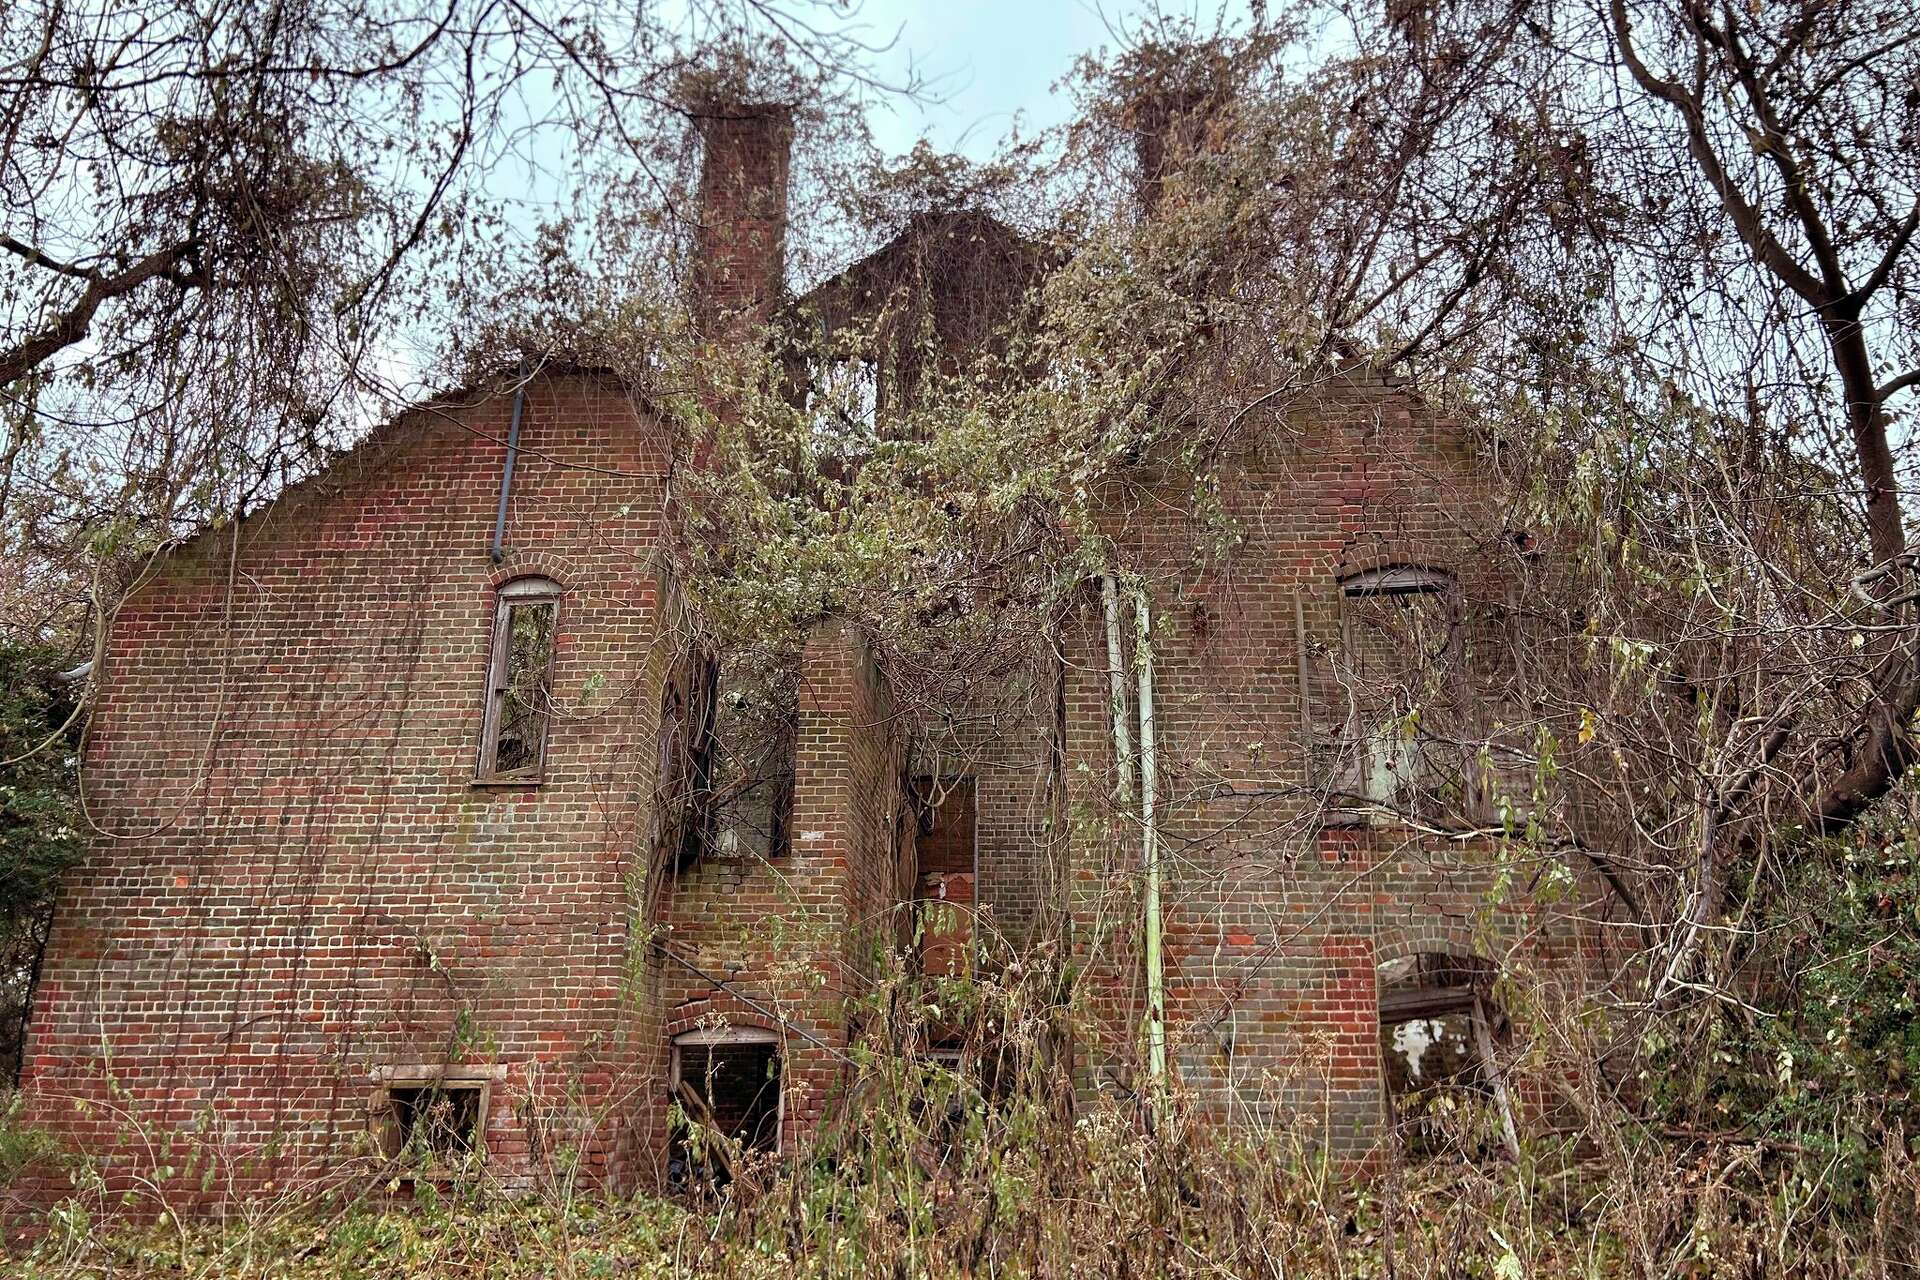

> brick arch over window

[
  {"left": 663, "top": 992, "right": 780, "bottom": 1042},
  {"left": 1370, "top": 928, "right": 1491, "bottom": 975},
  {"left": 486, "top": 553, "right": 574, "bottom": 593},
  {"left": 1334, "top": 530, "right": 1469, "bottom": 581}
]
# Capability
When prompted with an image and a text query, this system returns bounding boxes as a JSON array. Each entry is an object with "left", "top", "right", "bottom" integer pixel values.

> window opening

[
  {"left": 656, "top": 647, "right": 720, "bottom": 873},
  {"left": 912, "top": 777, "right": 976, "bottom": 985},
  {"left": 478, "top": 577, "right": 559, "bottom": 780},
  {"left": 677, "top": 658, "right": 796, "bottom": 865},
  {"left": 380, "top": 1080, "right": 486, "bottom": 1165},
  {"left": 1377, "top": 953, "right": 1518, "bottom": 1160},
  {"left": 1339, "top": 564, "right": 1454, "bottom": 597},
  {"left": 1334, "top": 566, "right": 1460, "bottom": 811},
  {"left": 809, "top": 356, "right": 880, "bottom": 452},
  {"left": 669, "top": 1031, "right": 782, "bottom": 1186}
]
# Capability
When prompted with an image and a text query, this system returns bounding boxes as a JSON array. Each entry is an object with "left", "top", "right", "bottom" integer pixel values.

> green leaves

[{"left": 0, "top": 640, "right": 83, "bottom": 918}]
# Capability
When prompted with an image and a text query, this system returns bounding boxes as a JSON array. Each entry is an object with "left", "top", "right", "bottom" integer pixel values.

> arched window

[
  {"left": 476, "top": 576, "right": 560, "bottom": 782},
  {"left": 669, "top": 1027, "right": 783, "bottom": 1184},
  {"left": 1339, "top": 564, "right": 1455, "bottom": 598},
  {"left": 1377, "top": 952, "right": 1518, "bottom": 1160}
]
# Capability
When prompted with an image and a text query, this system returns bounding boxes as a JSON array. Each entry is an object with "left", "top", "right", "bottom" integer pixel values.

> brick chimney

[
  {"left": 688, "top": 101, "right": 794, "bottom": 334},
  {"left": 1123, "top": 46, "right": 1228, "bottom": 215}
]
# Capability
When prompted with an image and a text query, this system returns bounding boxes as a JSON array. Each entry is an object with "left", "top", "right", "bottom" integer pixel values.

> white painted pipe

[{"left": 1134, "top": 582, "right": 1166, "bottom": 1102}]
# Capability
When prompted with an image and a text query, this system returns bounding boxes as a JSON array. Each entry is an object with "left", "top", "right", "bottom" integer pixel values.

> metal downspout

[
  {"left": 1101, "top": 576, "right": 1136, "bottom": 803},
  {"left": 489, "top": 364, "right": 528, "bottom": 563},
  {"left": 1134, "top": 583, "right": 1166, "bottom": 1106}
]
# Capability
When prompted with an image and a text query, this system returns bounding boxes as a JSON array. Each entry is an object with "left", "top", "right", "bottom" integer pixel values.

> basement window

[
  {"left": 669, "top": 1030, "right": 782, "bottom": 1185},
  {"left": 477, "top": 576, "right": 559, "bottom": 782},
  {"left": 1378, "top": 953, "right": 1515, "bottom": 1160},
  {"left": 376, "top": 1078, "right": 488, "bottom": 1166}
]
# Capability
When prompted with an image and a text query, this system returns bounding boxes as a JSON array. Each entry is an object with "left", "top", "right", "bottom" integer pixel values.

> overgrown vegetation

[
  {"left": 6, "top": 0, "right": 1920, "bottom": 1274},
  {"left": 0, "top": 643, "right": 81, "bottom": 1085},
  {"left": 2, "top": 903, "right": 1913, "bottom": 1275}
]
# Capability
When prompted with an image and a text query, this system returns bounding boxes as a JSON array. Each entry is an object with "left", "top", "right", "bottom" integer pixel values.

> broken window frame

[
  {"left": 910, "top": 775, "right": 978, "bottom": 984},
  {"left": 808, "top": 353, "right": 882, "bottom": 446},
  {"left": 476, "top": 576, "right": 561, "bottom": 784},
  {"left": 668, "top": 1028, "right": 783, "bottom": 1185},
  {"left": 673, "top": 661, "right": 797, "bottom": 867},
  {"left": 372, "top": 1073, "right": 491, "bottom": 1168},
  {"left": 1376, "top": 953, "right": 1520, "bottom": 1161},
  {"left": 1332, "top": 564, "right": 1462, "bottom": 811},
  {"left": 656, "top": 647, "right": 721, "bottom": 872}
]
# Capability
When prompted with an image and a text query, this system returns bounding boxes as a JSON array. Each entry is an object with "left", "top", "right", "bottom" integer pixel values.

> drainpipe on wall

[
  {"left": 1099, "top": 573, "right": 1169, "bottom": 1116},
  {"left": 1101, "top": 576, "right": 1136, "bottom": 804},
  {"left": 1133, "top": 582, "right": 1167, "bottom": 1112},
  {"left": 489, "top": 362, "right": 528, "bottom": 564}
]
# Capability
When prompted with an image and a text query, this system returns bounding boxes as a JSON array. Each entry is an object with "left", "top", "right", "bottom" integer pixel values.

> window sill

[
  {"left": 1318, "top": 804, "right": 1387, "bottom": 830},
  {"left": 377, "top": 1162, "right": 487, "bottom": 1187},
  {"left": 470, "top": 775, "right": 545, "bottom": 790}
]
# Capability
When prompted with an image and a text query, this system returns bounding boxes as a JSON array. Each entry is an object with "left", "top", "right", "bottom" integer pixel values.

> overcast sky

[{"left": 849, "top": 1, "right": 1260, "bottom": 161}]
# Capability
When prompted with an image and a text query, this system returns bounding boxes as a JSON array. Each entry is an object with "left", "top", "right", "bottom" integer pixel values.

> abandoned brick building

[{"left": 18, "top": 91, "right": 1619, "bottom": 1194}]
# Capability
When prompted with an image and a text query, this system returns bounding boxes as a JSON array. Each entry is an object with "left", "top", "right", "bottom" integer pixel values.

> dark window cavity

[
  {"left": 672, "top": 656, "right": 796, "bottom": 866},
  {"left": 380, "top": 1080, "right": 486, "bottom": 1165},
  {"left": 669, "top": 1031, "right": 782, "bottom": 1185}
]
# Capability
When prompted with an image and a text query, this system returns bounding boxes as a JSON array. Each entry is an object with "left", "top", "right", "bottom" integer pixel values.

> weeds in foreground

[
  {"left": 5, "top": 839, "right": 1918, "bottom": 1278},
  {"left": 2, "top": 1126, "right": 1912, "bottom": 1279}
]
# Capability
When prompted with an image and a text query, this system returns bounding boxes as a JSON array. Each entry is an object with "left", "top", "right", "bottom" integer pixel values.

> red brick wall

[
  {"left": 19, "top": 354, "right": 1614, "bottom": 1197},
  {"left": 21, "top": 371, "right": 675, "bottom": 1196},
  {"left": 1059, "top": 374, "right": 1615, "bottom": 1156},
  {"left": 648, "top": 618, "right": 908, "bottom": 1162}
]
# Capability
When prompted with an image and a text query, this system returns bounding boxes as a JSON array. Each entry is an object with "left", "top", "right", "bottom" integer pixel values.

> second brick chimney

[
  {"left": 1122, "top": 45, "right": 1229, "bottom": 216},
  {"left": 688, "top": 101, "right": 795, "bottom": 334}
]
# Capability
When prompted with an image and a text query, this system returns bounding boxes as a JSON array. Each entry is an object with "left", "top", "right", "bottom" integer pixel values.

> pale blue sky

[
  {"left": 381, "top": 1, "right": 1263, "bottom": 390},
  {"left": 849, "top": 1, "right": 1259, "bottom": 160}
]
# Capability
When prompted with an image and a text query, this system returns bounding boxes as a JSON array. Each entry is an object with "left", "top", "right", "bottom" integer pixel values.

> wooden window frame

[
  {"left": 369, "top": 1065, "right": 500, "bottom": 1169},
  {"left": 669, "top": 1027, "right": 785, "bottom": 1160},
  {"left": 475, "top": 576, "right": 561, "bottom": 786},
  {"left": 1334, "top": 565, "right": 1460, "bottom": 812}
]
